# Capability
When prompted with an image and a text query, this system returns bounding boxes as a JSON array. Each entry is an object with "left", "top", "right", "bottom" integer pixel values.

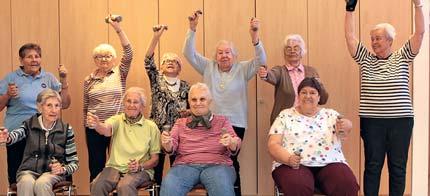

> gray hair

[
  {"left": 213, "top": 40, "right": 238, "bottom": 60},
  {"left": 92, "top": 43, "right": 117, "bottom": 58},
  {"left": 189, "top": 82, "right": 212, "bottom": 100},
  {"left": 372, "top": 23, "right": 396, "bottom": 40},
  {"left": 36, "top": 89, "right": 62, "bottom": 106},
  {"left": 123, "top": 87, "right": 147, "bottom": 107},
  {"left": 283, "top": 34, "right": 307, "bottom": 57}
]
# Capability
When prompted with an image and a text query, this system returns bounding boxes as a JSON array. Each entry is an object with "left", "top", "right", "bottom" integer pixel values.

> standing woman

[
  {"left": 258, "top": 34, "right": 328, "bottom": 124},
  {"left": 0, "top": 43, "right": 71, "bottom": 185},
  {"left": 83, "top": 14, "right": 133, "bottom": 182},
  {"left": 183, "top": 11, "right": 266, "bottom": 196},
  {"left": 344, "top": 0, "right": 424, "bottom": 195},
  {"left": 144, "top": 25, "right": 190, "bottom": 185}
]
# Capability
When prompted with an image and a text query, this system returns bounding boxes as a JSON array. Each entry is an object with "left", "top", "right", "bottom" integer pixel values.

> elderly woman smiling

[
  {"left": 344, "top": 0, "right": 424, "bottom": 195},
  {"left": 87, "top": 87, "right": 160, "bottom": 196},
  {"left": 160, "top": 83, "right": 241, "bottom": 196},
  {"left": 268, "top": 77, "right": 359, "bottom": 195},
  {"left": 83, "top": 14, "right": 133, "bottom": 183},
  {"left": 0, "top": 89, "right": 79, "bottom": 196}
]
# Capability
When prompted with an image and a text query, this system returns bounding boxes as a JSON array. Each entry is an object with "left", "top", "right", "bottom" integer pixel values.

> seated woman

[
  {"left": 0, "top": 89, "right": 79, "bottom": 196},
  {"left": 87, "top": 87, "right": 160, "bottom": 196},
  {"left": 160, "top": 83, "right": 241, "bottom": 196},
  {"left": 268, "top": 77, "right": 359, "bottom": 196}
]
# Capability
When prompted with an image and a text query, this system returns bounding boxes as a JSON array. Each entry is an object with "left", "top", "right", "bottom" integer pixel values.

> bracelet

[
  {"left": 116, "top": 30, "right": 122, "bottom": 34},
  {"left": 253, "top": 40, "right": 259, "bottom": 46},
  {"left": 415, "top": 4, "right": 423, "bottom": 8}
]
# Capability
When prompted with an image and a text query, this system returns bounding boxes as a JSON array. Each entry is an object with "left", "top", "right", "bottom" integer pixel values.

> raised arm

[
  {"left": 410, "top": 0, "right": 425, "bottom": 54},
  {"left": 344, "top": 0, "right": 359, "bottom": 57},
  {"left": 145, "top": 25, "right": 167, "bottom": 58},
  {"left": 107, "top": 15, "right": 130, "bottom": 47},
  {"left": 183, "top": 10, "right": 211, "bottom": 74}
]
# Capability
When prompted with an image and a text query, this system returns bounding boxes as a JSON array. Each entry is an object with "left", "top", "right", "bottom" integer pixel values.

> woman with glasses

[
  {"left": 144, "top": 25, "right": 190, "bottom": 186},
  {"left": 83, "top": 14, "right": 133, "bottom": 183},
  {"left": 258, "top": 34, "right": 329, "bottom": 124}
]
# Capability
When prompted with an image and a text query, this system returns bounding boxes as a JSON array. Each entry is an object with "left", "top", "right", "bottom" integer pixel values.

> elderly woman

[
  {"left": 258, "top": 34, "right": 328, "bottom": 124},
  {"left": 344, "top": 0, "right": 424, "bottom": 195},
  {"left": 144, "top": 25, "right": 190, "bottom": 185},
  {"left": 87, "top": 87, "right": 160, "bottom": 196},
  {"left": 160, "top": 83, "right": 241, "bottom": 196},
  {"left": 183, "top": 11, "right": 266, "bottom": 195},
  {"left": 83, "top": 14, "right": 133, "bottom": 182},
  {"left": 0, "top": 43, "right": 71, "bottom": 185},
  {"left": 268, "top": 77, "right": 359, "bottom": 195},
  {"left": 0, "top": 89, "right": 78, "bottom": 196}
]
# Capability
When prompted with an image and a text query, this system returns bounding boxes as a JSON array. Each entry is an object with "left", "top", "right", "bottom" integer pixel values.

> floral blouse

[
  {"left": 269, "top": 107, "right": 347, "bottom": 170},
  {"left": 144, "top": 55, "right": 190, "bottom": 130}
]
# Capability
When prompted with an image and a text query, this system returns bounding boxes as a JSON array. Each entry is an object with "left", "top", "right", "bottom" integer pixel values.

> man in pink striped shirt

[{"left": 160, "top": 83, "right": 241, "bottom": 196}]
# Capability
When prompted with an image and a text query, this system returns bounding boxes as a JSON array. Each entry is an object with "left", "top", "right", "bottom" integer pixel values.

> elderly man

[
  {"left": 160, "top": 83, "right": 241, "bottom": 196},
  {"left": 87, "top": 87, "right": 160, "bottom": 196},
  {"left": 183, "top": 11, "right": 265, "bottom": 195},
  {"left": 258, "top": 34, "right": 328, "bottom": 124}
]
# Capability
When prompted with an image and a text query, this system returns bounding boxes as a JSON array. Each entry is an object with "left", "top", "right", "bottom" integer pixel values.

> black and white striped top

[{"left": 353, "top": 41, "right": 416, "bottom": 118}]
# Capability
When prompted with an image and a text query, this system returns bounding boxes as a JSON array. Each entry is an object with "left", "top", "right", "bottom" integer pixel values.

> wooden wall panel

[
  {"left": 59, "top": 0, "right": 108, "bottom": 194},
  {"left": 360, "top": 0, "right": 412, "bottom": 194},
  {"left": 307, "top": 0, "right": 361, "bottom": 190},
  {"left": 204, "top": 0, "right": 256, "bottom": 195},
  {"left": 108, "top": 0, "right": 158, "bottom": 117},
  {"left": 11, "top": 0, "right": 59, "bottom": 74},
  {"left": 0, "top": 0, "right": 11, "bottom": 193},
  {"left": 159, "top": 0, "right": 203, "bottom": 86},
  {"left": 257, "top": 0, "right": 308, "bottom": 195}
]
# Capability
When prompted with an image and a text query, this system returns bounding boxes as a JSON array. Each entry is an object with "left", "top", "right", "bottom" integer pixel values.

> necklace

[
  {"left": 165, "top": 80, "right": 177, "bottom": 86},
  {"left": 164, "top": 75, "right": 179, "bottom": 87}
]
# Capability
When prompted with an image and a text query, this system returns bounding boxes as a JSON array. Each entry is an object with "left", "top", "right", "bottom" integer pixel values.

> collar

[
  {"left": 286, "top": 64, "right": 304, "bottom": 72},
  {"left": 38, "top": 115, "right": 56, "bottom": 131},
  {"left": 90, "top": 68, "right": 115, "bottom": 79},
  {"left": 17, "top": 66, "right": 45, "bottom": 78},
  {"left": 186, "top": 112, "right": 214, "bottom": 129},
  {"left": 121, "top": 113, "right": 145, "bottom": 126},
  {"left": 29, "top": 114, "right": 65, "bottom": 133}
]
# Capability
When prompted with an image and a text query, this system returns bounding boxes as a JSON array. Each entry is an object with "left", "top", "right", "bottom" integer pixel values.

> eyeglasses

[
  {"left": 285, "top": 46, "right": 302, "bottom": 52},
  {"left": 94, "top": 55, "right": 113, "bottom": 60},
  {"left": 162, "top": 59, "right": 178, "bottom": 65}
]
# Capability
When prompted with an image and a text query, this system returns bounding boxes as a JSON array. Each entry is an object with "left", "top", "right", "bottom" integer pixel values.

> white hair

[
  {"left": 283, "top": 34, "right": 307, "bottom": 57},
  {"left": 372, "top": 23, "right": 396, "bottom": 40},
  {"left": 92, "top": 43, "right": 117, "bottom": 58},
  {"left": 189, "top": 82, "right": 212, "bottom": 100},
  {"left": 123, "top": 87, "right": 147, "bottom": 107},
  {"left": 213, "top": 40, "right": 238, "bottom": 60}
]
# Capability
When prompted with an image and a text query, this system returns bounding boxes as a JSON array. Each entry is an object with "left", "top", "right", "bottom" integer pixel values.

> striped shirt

[
  {"left": 170, "top": 115, "right": 241, "bottom": 166},
  {"left": 353, "top": 41, "right": 416, "bottom": 118},
  {"left": 83, "top": 45, "right": 133, "bottom": 126}
]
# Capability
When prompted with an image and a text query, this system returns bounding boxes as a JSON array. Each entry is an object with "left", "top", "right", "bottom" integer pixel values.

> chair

[
  {"left": 110, "top": 180, "right": 158, "bottom": 196},
  {"left": 274, "top": 185, "right": 326, "bottom": 196},
  {"left": 7, "top": 180, "right": 77, "bottom": 196}
]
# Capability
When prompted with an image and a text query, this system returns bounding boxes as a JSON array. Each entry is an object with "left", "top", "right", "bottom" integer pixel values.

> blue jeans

[{"left": 160, "top": 164, "right": 236, "bottom": 196}]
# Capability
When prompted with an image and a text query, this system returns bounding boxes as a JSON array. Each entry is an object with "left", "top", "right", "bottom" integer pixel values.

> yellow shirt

[{"left": 105, "top": 113, "right": 160, "bottom": 179}]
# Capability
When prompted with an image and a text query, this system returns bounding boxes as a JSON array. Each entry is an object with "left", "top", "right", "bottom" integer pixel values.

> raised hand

[
  {"left": 188, "top": 10, "right": 202, "bottom": 32},
  {"left": 152, "top": 24, "right": 168, "bottom": 40},
  {"left": 106, "top": 14, "right": 122, "bottom": 33},
  {"left": 86, "top": 111, "right": 100, "bottom": 129},
  {"left": 249, "top": 17, "right": 260, "bottom": 45}
]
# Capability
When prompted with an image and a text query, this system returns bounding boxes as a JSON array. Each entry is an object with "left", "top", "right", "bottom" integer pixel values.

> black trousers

[
  {"left": 6, "top": 139, "right": 26, "bottom": 184},
  {"left": 154, "top": 152, "right": 175, "bottom": 185},
  {"left": 86, "top": 127, "right": 111, "bottom": 182},
  {"left": 232, "top": 126, "right": 245, "bottom": 196},
  {"left": 360, "top": 117, "right": 413, "bottom": 196}
]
